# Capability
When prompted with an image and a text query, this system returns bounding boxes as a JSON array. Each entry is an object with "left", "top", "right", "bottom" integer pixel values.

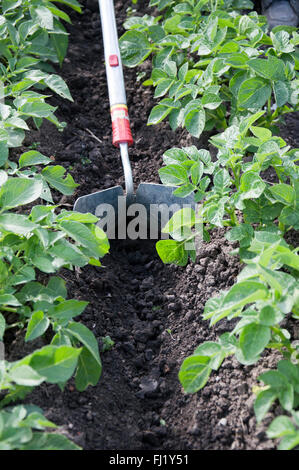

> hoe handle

[{"left": 98, "top": 0, "right": 133, "bottom": 147}]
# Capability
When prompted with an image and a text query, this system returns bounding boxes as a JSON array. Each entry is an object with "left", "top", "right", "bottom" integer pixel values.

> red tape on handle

[{"left": 111, "top": 104, "right": 133, "bottom": 147}]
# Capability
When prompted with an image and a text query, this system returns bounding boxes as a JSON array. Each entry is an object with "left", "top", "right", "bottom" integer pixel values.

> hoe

[{"left": 74, "top": 0, "right": 195, "bottom": 239}]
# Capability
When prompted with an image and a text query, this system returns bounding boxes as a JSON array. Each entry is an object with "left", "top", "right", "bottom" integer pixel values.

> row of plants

[
  {"left": 0, "top": 0, "right": 109, "bottom": 450},
  {"left": 120, "top": 0, "right": 299, "bottom": 449}
]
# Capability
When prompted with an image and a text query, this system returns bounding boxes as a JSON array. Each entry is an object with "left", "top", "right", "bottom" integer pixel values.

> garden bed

[{"left": 7, "top": 0, "right": 299, "bottom": 450}]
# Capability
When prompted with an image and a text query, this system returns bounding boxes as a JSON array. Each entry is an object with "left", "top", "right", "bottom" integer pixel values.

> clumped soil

[{"left": 6, "top": 0, "right": 299, "bottom": 450}]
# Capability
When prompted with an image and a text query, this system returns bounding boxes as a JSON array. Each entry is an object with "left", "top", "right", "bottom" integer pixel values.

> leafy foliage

[
  {"left": 0, "top": 0, "right": 110, "bottom": 451},
  {"left": 120, "top": 0, "right": 299, "bottom": 139},
  {"left": 122, "top": 0, "right": 299, "bottom": 450}
]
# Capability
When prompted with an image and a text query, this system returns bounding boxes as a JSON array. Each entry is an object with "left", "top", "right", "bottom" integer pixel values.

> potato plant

[
  {"left": 0, "top": 0, "right": 110, "bottom": 450},
  {"left": 120, "top": 0, "right": 299, "bottom": 449},
  {"left": 120, "top": 0, "right": 299, "bottom": 138}
]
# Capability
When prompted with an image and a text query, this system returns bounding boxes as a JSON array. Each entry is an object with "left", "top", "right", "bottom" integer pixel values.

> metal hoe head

[
  {"left": 74, "top": 0, "right": 195, "bottom": 239},
  {"left": 74, "top": 169, "right": 195, "bottom": 241}
]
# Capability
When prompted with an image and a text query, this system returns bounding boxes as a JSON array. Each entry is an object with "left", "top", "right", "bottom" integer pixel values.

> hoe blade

[
  {"left": 134, "top": 183, "right": 196, "bottom": 238},
  {"left": 73, "top": 185, "right": 124, "bottom": 215},
  {"left": 74, "top": 183, "right": 196, "bottom": 240},
  {"left": 135, "top": 183, "right": 195, "bottom": 211}
]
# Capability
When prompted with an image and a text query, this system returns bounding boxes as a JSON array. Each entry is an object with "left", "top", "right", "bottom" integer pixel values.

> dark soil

[{"left": 6, "top": 0, "right": 299, "bottom": 450}]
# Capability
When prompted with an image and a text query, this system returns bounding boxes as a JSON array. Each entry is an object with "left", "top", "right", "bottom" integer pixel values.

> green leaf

[
  {"left": 0, "top": 178, "right": 43, "bottom": 210},
  {"left": 8, "top": 365, "right": 45, "bottom": 387},
  {"left": 21, "top": 411, "right": 57, "bottom": 430},
  {"left": 238, "top": 77, "right": 271, "bottom": 109},
  {"left": 74, "top": 347, "right": 102, "bottom": 391},
  {"left": 273, "top": 81, "right": 289, "bottom": 107},
  {"left": 49, "top": 300, "right": 88, "bottom": 323},
  {"left": 2, "top": 0, "right": 22, "bottom": 13},
  {"left": 259, "top": 306, "right": 277, "bottom": 326},
  {"left": 248, "top": 56, "right": 286, "bottom": 81},
  {"left": 22, "top": 432, "right": 81, "bottom": 450},
  {"left": 269, "top": 183, "right": 295, "bottom": 205},
  {"left": 259, "top": 370, "right": 289, "bottom": 388},
  {"left": 17, "top": 345, "right": 81, "bottom": 384},
  {"left": 254, "top": 388, "right": 278, "bottom": 422},
  {"left": 179, "top": 355, "right": 212, "bottom": 393},
  {"left": 239, "top": 323, "right": 271, "bottom": 361},
  {"left": 238, "top": 171, "right": 266, "bottom": 201},
  {"left": 0, "top": 294, "right": 21, "bottom": 306},
  {"left": 278, "top": 433, "right": 299, "bottom": 450},
  {"left": 47, "top": 277, "right": 67, "bottom": 299},
  {"left": 49, "top": 239, "right": 89, "bottom": 267},
  {"left": 204, "top": 281, "right": 269, "bottom": 324},
  {"left": 51, "top": 31, "right": 68, "bottom": 66},
  {"left": 271, "top": 30, "right": 294, "bottom": 53},
  {"left": 44, "top": 75, "right": 73, "bottom": 102},
  {"left": 31, "top": 6, "right": 54, "bottom": 30},
  {"left": 58, "top": 220, "right": 108, "bottom": 258},
  {"left": 25, "top": 311, "right": 50, "bottom": 342},
  {"left": 191, "top": 161, "right": 204, "bottom": 185},
  {"left": 20, "top": 102, "right": 57, "bottom": 118},
  {"left": 0, "top": 142, "right": 9, "bottom": 167},
  {"left": 0, "top": 313, "right": 5, "bottom": 341},
  {"left": 162, "top": 208, "right": 195, "bottom": 238},
  {"left": 65, "top": 322, "right": 101, "bottom": 367},
  {"left": 119, "top": 31, "right": 152, "bottom": 67},
  {"left": 214, "top": 169, "right": 231, "bottom": 192},
  {"left": 147, "top": 104, "right": 173, "bottom": 125},
  {"left": 267, "top": 416, "right": 296, "bottom": 438},
  {"left": 19, "top": 151, "right": 52, "bottom": 169},
  {"left": 156, "top": 239, "right": 188, "bottom": 266},
  {"left": 159, "top": 164, "right": 188, "bottom": 186},
  {"left": 42, "top": 166, "right": 78, "bottom": 195},
  {"left": 0, "top": 214, "right": 37, "bottom": 236},
  {"left": 279, "top": 206, "right": 299, "bottom": 229},
  {"left": 154, "top": 78, "right": 174, "bottom": 98},
  {"left": 56, "top": 211, "right": 98, "bottom": 224},
  {"left": 51, "top": 0, "right": 82, "bottom": 13},
  {"left": 183, "top": 100, "right": 205, "bottom": 138},
  {"left": 202, "top": 93, "right": 222, "bottom": 110},
  {"left": 250, "top": 126, "right": 272, "bottom": 141}
]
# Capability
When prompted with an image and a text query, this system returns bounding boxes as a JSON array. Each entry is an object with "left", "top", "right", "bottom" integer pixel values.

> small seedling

[{"left": 101, "top": 335, "right": 115, "bottom": 352}]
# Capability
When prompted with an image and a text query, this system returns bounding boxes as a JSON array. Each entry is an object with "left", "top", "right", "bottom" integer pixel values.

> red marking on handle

[
  {"left": 109, "top": 54, "right": 119, "bottom": 67},
  {"left": 111, "top": 104, "right": 133, "bottom": 147}
]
